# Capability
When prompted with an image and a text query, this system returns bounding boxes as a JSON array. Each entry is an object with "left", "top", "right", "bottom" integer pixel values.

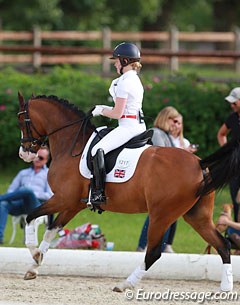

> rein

[{"left": 18, "top": 100, "right": 94, "bottom": 155}]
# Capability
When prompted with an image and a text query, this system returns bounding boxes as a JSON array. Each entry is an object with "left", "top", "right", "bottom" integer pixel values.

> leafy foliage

[
  {"left": 0, "top": 0, "right": 62, "bottom": 30},
  {"left": 142, "top": 73, "right": 233, "bottom": 157},
  {"left": 1, "top": 0, "right": 240, "bottom": 31},
  {"left": 0, "top": 66, "right": 237, "bottom": 166}
]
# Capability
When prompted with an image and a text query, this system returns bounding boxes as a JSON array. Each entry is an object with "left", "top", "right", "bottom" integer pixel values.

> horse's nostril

[{"left": 21, "top": 146, "right": 26, "bottom": 152}]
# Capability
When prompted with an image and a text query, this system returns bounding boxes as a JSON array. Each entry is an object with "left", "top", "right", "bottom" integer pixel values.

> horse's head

[
  {"left": 17, "top": 92, "right": 45, "bottom": 162},
  {"left": 17, "top": 93, "right": 96, "bottom": 162}
]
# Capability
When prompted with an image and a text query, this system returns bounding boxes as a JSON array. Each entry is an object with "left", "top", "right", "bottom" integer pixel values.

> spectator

[
  {"left": 166, "top": 113, "right": 199, "bottom": 253},
  {"left": 169, "top": 114, "right": 198, "bottom": 154},
  {"left": 0, "top": 147, "right": 53, "bottom": 244},
  {"left": 218, "top": 215, "right": 240, "bottom": 231},
  {"left": 217, "top": 215, "right": 240, "bottom": 252},
  {"left": 136, "top": 106, "right": 180, "bottom": 253},
  {"left": 217, "top": 87, "right": 240, "bottom": 222}
]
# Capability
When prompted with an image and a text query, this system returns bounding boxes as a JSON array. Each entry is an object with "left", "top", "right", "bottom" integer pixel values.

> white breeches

[{"left": 91, "top": 119, "right": 146, "bottom": 156}]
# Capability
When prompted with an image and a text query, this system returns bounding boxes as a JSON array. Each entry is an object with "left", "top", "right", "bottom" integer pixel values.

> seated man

[
  {"left": 0, "top": 146, "right": 53, "bottom": 244},
  {"left": 217, "top": 214, "right": 240, "bottom": 253}
]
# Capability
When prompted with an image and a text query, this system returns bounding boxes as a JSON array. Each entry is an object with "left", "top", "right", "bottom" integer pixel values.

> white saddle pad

[{"left": 79, "top": 127, "right": 150, "bottom": 183}]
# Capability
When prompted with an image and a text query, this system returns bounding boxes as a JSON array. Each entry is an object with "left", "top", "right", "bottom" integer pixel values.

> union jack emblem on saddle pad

[{"left": 114, "top": 169, "right": 126, "bottom": 178}]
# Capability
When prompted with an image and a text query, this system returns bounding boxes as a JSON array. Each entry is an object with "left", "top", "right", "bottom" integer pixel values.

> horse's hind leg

[
  {"left": 183, "top": 193, "right": 233, "bottom": 291},
  {"left": 113, "top": 216, "right": 167, "bottom": 292},
  {"left": 24, "top": 209, "right": 81, "bottom": 280}
]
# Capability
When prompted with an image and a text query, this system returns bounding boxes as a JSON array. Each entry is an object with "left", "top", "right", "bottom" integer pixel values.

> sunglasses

[{"left": 37, "top": 156, "right": 46, "bottom": 161}]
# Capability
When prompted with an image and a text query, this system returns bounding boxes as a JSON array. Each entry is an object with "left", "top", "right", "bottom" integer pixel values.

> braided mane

[{"left": 32, "top": 95, "right": 86, "bottom": 118}]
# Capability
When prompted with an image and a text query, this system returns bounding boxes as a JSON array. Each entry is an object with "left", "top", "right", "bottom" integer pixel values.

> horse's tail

[{"left": 196, "top": 138, "right": 240, "bottom": 197}]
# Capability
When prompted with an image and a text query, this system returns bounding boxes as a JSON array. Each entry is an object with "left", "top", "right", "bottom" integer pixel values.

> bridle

[
  {"left": 18, "top": 100, "right": 94, "bottom": 155},
  {"left": 18, "top": 101, "right": 46, "bottom": 152}
]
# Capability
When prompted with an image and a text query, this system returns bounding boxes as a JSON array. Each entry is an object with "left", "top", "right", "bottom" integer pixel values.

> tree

[
  {"left": 0, "top": 0, "right": 240, "bottom": 34},
  {"left": 212, "top": 0, "right": 240, "bottom": 32},
  {"left": 0, "top": 0, "right": 62, "bottom": 30}
]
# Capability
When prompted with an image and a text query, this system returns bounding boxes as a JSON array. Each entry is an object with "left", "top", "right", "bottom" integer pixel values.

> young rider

[{"left": 90, "top": 42, "right": 146, "bottom": 205}]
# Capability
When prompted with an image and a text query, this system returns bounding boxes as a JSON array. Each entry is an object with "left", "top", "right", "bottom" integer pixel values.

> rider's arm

[
  {"left": 217, "top": 123, "right": 229, "bottom": 146},
  {"left": 102, "top": 97, "right": 127, "bottom": 119}
]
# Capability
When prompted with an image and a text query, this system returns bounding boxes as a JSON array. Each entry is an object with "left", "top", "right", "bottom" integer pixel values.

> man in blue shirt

[{"left": 0, "top": 147, "right": 53, "bottom": 244}]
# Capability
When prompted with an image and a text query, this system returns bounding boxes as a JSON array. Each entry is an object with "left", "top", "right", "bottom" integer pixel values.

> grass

[{"left": 0, "top": 166, "right": 232, "bottom": 253}]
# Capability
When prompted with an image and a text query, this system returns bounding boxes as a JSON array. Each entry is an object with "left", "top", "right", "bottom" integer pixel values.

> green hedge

[
  {"left": 142, "top": 73, "right": 236, "bottom": 157},
  {"left": 0, "top": 66, "right": 237, "bottom": 166}
]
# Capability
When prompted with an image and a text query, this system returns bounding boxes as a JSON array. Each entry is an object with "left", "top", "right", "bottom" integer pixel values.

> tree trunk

[
  {"left": 141, "top": 0, "right": 176, "bottom": 48},
  {"left": 212, "top": 0, "right": 239, "bottom": 49}
]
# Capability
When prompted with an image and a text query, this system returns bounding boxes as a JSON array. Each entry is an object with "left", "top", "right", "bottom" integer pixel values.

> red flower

[
  {"left": 152, "top": 76, "right": 160, "bottom": 83},
  {"left": 144, "top": 84, "right": 153, "bottom": 90},
  {"left": 5, "top": 88, "right": 13, "bottom": 95},
  {"left": 162, "top": 98, "right": 169, "bottom": 103},
  {"left": 0, "top": 104, "right": 6, "bottom": 111}
]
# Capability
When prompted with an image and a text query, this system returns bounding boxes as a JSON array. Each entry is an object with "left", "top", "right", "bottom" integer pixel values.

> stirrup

[{"left": 91, "top": 192, "right": 107, "bottom": 205}]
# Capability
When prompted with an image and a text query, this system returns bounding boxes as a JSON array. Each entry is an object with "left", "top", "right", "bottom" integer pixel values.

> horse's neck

[{"left": 32, "top": 100, "right": 91, "bottom": 157}]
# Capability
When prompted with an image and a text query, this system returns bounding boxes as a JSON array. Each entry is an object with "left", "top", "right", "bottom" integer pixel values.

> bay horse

[{"left": 17, "top": 92, "right": 240, "bottom": 292}]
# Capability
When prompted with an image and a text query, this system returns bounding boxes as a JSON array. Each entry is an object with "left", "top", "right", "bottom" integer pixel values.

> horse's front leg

[
  {"left": 24, "top": 225, "right": 59, "bottom": 280},
  {"left": 25, "top": 219, "right": 39, "bottom": 258},
  {"left": 24, "top": 207, "right": 83, "bottom": 280},
  {"left": 24, "top": 196, "right": 60, "bottom": 280}
]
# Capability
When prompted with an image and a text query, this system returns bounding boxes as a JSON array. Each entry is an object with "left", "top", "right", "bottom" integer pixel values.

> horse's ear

[
  {"left": 31, "top": 92, "right": 36, "bottom": 98},
  {"left": 18, "top": 91, "right": 25, "bottom": 110}
]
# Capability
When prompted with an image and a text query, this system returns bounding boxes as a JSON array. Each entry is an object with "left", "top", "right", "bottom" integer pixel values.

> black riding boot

[{"left": 90, "top": 148, "right": 107, "bottom": 205}]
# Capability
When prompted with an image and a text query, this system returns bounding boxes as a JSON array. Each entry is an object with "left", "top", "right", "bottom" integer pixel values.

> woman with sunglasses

[
  {"left": 170, "top": 114, "right": 198, "bottom": 153},
  {"left": 136, "top": 106, "right": 180, "bottom": 254}
]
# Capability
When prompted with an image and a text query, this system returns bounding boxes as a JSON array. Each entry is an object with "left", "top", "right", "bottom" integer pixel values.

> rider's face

[{"left": 114, "top": 58, "right": 122, "bottom": 75}]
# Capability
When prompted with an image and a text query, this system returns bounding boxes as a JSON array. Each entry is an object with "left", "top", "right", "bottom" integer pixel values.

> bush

[
  {"left": 0, "top": 66, "right": 237, "bottom": 165},
  {"left": 142, "top": 73, "right": 235, "bottom": 157},
  {"left": 0, "top": 66, "right": 110, "bottom": 166}
]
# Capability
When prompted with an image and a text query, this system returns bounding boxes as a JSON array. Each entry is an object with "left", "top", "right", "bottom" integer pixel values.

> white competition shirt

[{"left": 108, "top": 70, "right": 144, "bottom": 115}]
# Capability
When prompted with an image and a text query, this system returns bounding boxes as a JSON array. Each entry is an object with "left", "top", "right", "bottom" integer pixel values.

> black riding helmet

[{"left": 110, "top": 42, "right": 141, "bottom": 70}]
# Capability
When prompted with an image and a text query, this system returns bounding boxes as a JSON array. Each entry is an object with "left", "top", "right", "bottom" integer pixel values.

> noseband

[{"left": 18, "top": 100, "right": 93, "bottom": 154}]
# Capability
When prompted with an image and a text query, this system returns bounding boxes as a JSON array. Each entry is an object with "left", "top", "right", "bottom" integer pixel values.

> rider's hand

[{"left": 92, "top": 105, "right": 104, "bottom": 117}]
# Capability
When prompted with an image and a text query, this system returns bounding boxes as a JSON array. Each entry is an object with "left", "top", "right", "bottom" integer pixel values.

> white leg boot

[
  {"left": 220, "top": 263, "right": 233, "bottom": 291},
  {"left": 113, "top": 263, "right": 147, "bottom": 292}
]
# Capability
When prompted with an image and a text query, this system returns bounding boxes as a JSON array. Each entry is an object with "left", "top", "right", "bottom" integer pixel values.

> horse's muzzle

[{"left": 19, "top": 146, "right": 37, "bottom": 163}]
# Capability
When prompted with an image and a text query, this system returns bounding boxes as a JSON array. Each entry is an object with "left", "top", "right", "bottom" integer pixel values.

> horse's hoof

[
  {"left": 113, "top": 280, "right": 133, "bottom": 292},
  {"left": 113, "top": 286, "right": 123, "bottom": 293},
  {"left": 33, "top": 251, "right": 43, "bottom": 265},
  {"left": 24, "top": 271, "right": 37, "bottom": 280}
]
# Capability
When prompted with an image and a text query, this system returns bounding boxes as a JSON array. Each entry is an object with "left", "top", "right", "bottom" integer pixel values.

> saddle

[{"left": 86, "top": 128, "right": 153, "bottom": 174}]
